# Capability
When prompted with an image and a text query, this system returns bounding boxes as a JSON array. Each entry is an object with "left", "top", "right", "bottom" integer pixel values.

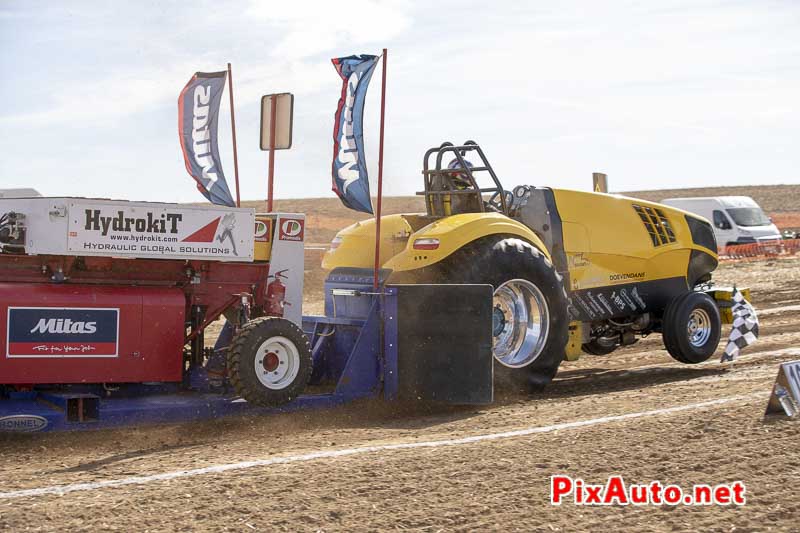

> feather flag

[
  {"left": 178, "top": 71, "right": 236, "bottom": 207},
  {"left": 331, "top": 55, "right": 380, "bottom": 214}
]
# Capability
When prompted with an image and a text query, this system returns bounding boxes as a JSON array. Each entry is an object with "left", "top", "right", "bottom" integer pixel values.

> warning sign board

[{"left": 765, "top": 360, "right": 800, "bottom": 418}]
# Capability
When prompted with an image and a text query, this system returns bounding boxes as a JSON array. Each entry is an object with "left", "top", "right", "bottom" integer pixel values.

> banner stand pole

[
  {"left": 373, "top": 49, "right": 388, "bottom": 291},
  {"left": 267, "top": 96, "right": 277, "bottom": 212},
  {"left": 227, "top": 63, "right": 241, "bottom": 207}
]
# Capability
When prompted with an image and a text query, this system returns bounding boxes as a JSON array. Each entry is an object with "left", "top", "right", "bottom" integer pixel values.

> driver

[
  {"left": 445, "top": 157, "right": 509, "bottom": 213},
  {"left": 446, "top": 157, "right": 474, "bottom": 188},
  {"left": 445, "top": 157, "right": 483, "bottom": 213}
]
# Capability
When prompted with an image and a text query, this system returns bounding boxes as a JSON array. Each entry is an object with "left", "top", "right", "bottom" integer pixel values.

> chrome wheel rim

[
  {"left": 254, "top": 336, "right": 300, "bottom": 390},
  {"left": 492, "top": 279, "right": 550, "bottom": 368},
  {"left": 687, "top": 308, "right": 712, "bottom": 348}
]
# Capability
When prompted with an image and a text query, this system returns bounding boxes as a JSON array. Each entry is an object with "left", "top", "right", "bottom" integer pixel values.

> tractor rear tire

[
  {"left": 227, "top": 317, "right": 312, "bottom": 406},
  {"left": 662, "top": 291, "right": 722, "bottom": 364},
  {"left": 442, "top": 236, "right": 569, "bottom": 392}
]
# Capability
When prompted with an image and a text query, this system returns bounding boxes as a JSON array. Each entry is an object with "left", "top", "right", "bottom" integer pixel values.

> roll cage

[{"left": 418, "top": 141, "right": 509, "bottom": 217}]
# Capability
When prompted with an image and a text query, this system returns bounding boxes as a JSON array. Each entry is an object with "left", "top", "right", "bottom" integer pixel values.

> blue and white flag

[
  {"left": 331, "top": 54, "right": 380, "bottom": 214},
  {"left": 178, "top": 71, "right": 236, "bottom": 207}
]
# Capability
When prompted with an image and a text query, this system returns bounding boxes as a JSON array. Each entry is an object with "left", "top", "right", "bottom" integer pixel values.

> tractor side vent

[{"left": 633, "top": 205, "right": 676, "bottom": 247}]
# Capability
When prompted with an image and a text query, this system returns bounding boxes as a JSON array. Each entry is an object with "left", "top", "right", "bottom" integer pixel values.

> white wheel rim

[
  {"left": 492, "top": 279, "right": 550, "bottom": 368},
  {"left": 254, "top": 336, "right": 301, "bottom": 390},
  {"left": 687, "top": 308, "right": 712, "bottom": 348}
]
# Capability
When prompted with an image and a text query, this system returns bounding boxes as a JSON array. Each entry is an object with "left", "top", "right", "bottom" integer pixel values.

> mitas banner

[
  {"left": 331, "top": 54, "right": 380, "bottom": 214},
  {"left": 178, "top": 71, "right": 236, "bottom": 207}
]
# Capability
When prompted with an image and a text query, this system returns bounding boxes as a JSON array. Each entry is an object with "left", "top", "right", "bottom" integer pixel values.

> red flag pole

[
  {"left": 373, "top": 49, "right": 388, "bottom": 291},
  {"left": 267, "top": 96, "right": 277, "bottom": 212},
  {"left": 227, "top": 63, "right": 241, "bottom": 207}
]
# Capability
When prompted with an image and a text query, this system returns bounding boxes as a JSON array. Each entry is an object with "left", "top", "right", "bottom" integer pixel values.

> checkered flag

[{"left": 720, "top": 288, "right": 759, "bottom": 362}]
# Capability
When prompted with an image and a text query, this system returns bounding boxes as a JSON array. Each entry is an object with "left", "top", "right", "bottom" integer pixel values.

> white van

[{"left": 661, "top": 196, "right": 781, "bottom": 247}]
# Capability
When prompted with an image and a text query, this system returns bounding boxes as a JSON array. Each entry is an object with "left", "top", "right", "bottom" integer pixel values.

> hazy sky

[{"left": 1, "top": 0, "right": 798, "bottom": 204}]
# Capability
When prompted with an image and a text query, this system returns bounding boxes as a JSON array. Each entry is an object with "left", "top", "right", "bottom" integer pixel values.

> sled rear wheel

[{"left": 227, "top": 317, "right": 312, "bottom": 406}]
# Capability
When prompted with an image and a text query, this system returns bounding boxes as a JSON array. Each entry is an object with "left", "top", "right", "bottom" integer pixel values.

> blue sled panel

[{"left": 0, "top": 392, "right": 354, "bottom": 433}]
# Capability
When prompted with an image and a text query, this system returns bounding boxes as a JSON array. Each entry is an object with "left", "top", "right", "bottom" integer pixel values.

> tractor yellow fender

[
  {"left": 385, "top": 212, "right": 551, "bottom": 272},
  {"left": 322, "top": 214, "right": 414, "bottom": 270},
  {"left": 323, "top": 212, "right": 551, "bottom": 272},
  {"left": 323, "top": 213, "right": 551, "bottom": 272}
]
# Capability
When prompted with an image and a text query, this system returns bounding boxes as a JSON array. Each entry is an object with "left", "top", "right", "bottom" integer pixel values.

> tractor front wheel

[
  {"left": 443, "top": 237, "right": 569, "bottom": 392},
  {"left": 662, "top": 291, "right": 722, "bottom": 364},
  {"left": 227, "top": 317, "right": 312, "bottom": 406}
]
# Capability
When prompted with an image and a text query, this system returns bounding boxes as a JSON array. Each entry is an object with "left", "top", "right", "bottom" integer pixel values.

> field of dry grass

[{"left": 240, "top": 196, "right": 426, "bottom": 246}]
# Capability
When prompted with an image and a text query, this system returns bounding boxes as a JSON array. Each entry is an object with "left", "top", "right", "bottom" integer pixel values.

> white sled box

[{"left": 0, "top": 198, "right": 255, "bottom": 262}]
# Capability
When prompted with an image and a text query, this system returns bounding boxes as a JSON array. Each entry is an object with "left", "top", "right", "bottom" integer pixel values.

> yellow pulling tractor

[{"left": 323, "top": 141, "right": 725, "bottom": 390}]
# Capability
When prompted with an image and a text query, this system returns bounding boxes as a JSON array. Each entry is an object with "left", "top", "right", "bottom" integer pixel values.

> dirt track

[{"left": 1, "top": 257, "right": 799, "bottom": 532}]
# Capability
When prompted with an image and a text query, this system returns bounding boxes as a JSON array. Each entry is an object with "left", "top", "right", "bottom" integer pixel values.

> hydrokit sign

[{"left": 67, "top": 202, "right": 254, "bottom": 261}]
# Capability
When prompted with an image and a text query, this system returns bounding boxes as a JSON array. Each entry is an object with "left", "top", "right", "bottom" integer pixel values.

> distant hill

[{"left": 618, "top": 184, "right": 799, "bottom": 213}]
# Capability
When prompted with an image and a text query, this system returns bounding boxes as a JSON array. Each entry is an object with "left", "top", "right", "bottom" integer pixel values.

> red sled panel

[{"left": 0, "top": 283, "right": 185, "bottom": 384}]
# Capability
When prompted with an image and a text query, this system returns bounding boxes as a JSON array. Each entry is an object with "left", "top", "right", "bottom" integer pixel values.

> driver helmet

[{"left": 446, "top": 158, "right": 474, "bottom": 189}]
